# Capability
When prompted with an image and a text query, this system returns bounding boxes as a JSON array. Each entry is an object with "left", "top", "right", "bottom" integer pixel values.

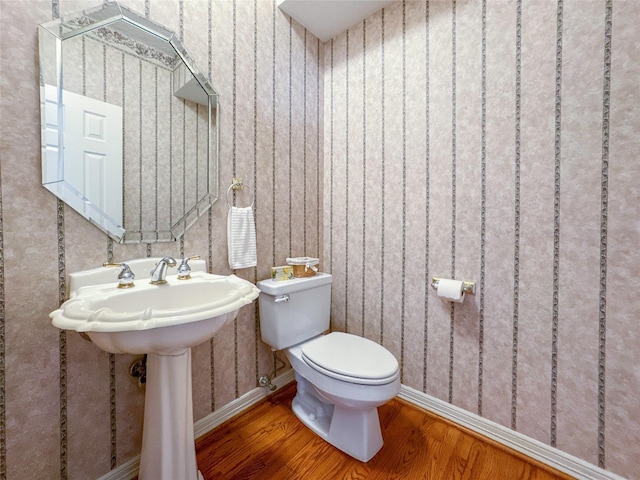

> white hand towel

[{"left": 227, "top": 206, "right": 257, "bottom": 269}]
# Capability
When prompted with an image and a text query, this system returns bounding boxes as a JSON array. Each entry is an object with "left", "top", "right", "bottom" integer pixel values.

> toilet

[{"left": 257, "top": 273, "right": 400, "bottom": 462}]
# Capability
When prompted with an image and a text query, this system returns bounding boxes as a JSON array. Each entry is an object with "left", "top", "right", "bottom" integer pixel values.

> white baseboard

[
  {"left": 97, "top": 370, "right": 296, "bottom": 480},
  {"left": 398, "top": 384, "right": 625, "bottom": 480},
  {"left": 96, "top": 456, "right": 140, "bottom": 480},
  {"left": 97, "top": 373, "right": 623, "bottom": 480},
  {"left": 194, "top": 369, "right": 295, "bottom": 438}
]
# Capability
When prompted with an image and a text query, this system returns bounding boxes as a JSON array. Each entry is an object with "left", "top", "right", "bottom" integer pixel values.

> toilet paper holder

[{"left": 430, "top": 277, "right": 476, "bottom": 295}]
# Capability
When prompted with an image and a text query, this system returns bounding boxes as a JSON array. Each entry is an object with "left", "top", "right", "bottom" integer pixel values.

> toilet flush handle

[{"left": 274, "top": 294, "right": 290, "bottom": 304}]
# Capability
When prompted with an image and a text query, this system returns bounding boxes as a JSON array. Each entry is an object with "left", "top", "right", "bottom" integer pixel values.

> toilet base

[{"left": 291, "top": 373, "right": 384, "bottom": 462}]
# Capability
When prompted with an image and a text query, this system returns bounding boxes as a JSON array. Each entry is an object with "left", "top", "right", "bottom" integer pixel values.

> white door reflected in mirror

[{"left": 64, "top": 89, "right": 123, "bottom": 229}]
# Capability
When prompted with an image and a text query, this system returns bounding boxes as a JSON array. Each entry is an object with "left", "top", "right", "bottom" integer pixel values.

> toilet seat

[{"left": 301, "top": 332, "right": 399, "bottom": 386}]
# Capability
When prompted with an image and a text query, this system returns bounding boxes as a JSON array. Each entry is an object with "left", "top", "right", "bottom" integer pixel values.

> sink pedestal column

[{"left": 139, "top": 349, "right": 203, "bottom": 480}]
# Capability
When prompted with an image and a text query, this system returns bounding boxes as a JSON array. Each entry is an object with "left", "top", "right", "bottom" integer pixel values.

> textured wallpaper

[
  {"left": 1, "top": 0, "right": 638, "bottom": 479},
  {"left": 323, "top": 1, "right": 639, "bottom": 478}
]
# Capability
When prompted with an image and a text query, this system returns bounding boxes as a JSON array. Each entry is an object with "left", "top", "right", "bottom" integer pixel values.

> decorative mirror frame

[{"left": 38, "top": 1, "right": 219, "bottom": 243}]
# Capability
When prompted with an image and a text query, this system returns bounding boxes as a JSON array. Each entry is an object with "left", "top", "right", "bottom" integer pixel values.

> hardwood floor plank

[
  {"left": 202, "top": 416, "right": 305, "bottom": 478},
  {"left": 196, "top": 382, "right": 575, "bottom": 480}
]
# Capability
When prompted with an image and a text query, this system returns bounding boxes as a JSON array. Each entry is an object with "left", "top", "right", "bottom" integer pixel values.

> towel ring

[{"left": 226, "top": 181, "right": 255, "bottom": 208}]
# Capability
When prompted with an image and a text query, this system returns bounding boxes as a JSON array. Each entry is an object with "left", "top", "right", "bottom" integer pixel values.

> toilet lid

[{"left": 301, "top": 332, "right": 399, "bottom": 385}]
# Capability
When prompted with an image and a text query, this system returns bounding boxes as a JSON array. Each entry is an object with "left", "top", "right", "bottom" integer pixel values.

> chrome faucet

[{"left": 149, "top": 257, "right": 177, "bottom": 285}]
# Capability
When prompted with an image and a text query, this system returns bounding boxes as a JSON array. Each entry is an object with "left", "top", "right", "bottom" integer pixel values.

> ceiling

[{"left": 277, "top": 0, "right": 396, "bottom": 42}]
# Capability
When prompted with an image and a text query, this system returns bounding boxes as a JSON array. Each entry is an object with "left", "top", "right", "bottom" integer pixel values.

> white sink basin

[
  {"left": 51, "top": 271, "right": 259, "bottom": 354},
  {"left": 50, "top": 257, "right": 259, "bottom": 355},
  {"left": 49, "top": 258, "right": 260, "bottom": 480}
]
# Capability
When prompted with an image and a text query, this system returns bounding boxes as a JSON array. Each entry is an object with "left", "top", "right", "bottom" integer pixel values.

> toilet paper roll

[{"left": 436, "top": 279, "right": 465, "bottom": 303}]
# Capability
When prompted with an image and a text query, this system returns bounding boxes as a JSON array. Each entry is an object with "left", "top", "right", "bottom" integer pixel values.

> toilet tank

[{"left": 257, "top": 273, "right": 332, "bottom": 350}]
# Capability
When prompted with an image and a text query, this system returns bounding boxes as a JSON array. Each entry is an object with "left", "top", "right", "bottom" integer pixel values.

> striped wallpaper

[
  {"left": 324, "top": 1, "right": 638, "bottom": 479},
  {"left": 0, "top": 0, "right": 638, "bottom": 479}
]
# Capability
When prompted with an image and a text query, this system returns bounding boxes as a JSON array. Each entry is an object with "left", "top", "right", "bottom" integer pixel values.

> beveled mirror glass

[{"left": 39, "top": 1, "right": 218, "bottom": 243}]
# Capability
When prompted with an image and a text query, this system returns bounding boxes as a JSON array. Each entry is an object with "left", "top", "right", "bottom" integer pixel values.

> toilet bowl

[
  {"left": 257, "top": 274, "right": 400, "bottom": 462},
  {"left": 287, "top": 332, "right": 400, "bottom": 461}
]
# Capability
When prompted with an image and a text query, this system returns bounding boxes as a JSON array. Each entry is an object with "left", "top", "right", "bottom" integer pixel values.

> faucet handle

[
  {"left": 103, "top": 262, "right": 135, "bottom": 289},
  {"left": 177, "top": 255, "right": 200, "bottom": 280}
]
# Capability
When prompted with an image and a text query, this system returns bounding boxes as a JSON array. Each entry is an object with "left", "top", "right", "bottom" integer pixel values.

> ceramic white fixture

[
  {"left": 50, "top": 258, "right": 259, "bottom": 480},
  {"left": 257, "top": 273, "right": 400, "bottom": 462}
]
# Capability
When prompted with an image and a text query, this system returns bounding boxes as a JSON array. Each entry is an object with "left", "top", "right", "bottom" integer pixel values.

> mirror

[{"left": 38, "top": 1, "right": 219, "bottom": 243}]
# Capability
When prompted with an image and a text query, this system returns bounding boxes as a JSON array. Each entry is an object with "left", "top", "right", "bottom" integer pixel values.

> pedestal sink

[{"left": 50, "top": 258, "right": 259, "bottom": 480}]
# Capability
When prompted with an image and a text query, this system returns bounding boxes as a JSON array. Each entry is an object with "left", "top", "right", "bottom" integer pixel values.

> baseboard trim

[
  {"left": 96, "top": 456, "right": 139, "bottom": 480},
  {"left": 97, "top": 374, "right": 623, "bottom": 480},
  {"left": 398, "top": 385, "right": 624, "bottom": 480},
  {"left": 194, "top": 369, "right": 296, "bottom": 438},
  {"left": 97, "top": 370, "right": 296, "bottom": 480}
]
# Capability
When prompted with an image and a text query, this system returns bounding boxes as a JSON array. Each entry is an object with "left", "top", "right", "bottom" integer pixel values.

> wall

[
  {"left": 324, "top": 0, "right": 638, "bottom": 478},
  {"left": 2, "top": 0, "right": 638, "bottom": 479},
  {"left": 0, "top": 0, "right": 321, "bottom": 478}
]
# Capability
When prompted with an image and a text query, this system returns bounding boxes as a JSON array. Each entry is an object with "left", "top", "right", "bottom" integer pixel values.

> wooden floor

[{"left": 196, "top": 382, "right": 575, "bottom": 480}]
